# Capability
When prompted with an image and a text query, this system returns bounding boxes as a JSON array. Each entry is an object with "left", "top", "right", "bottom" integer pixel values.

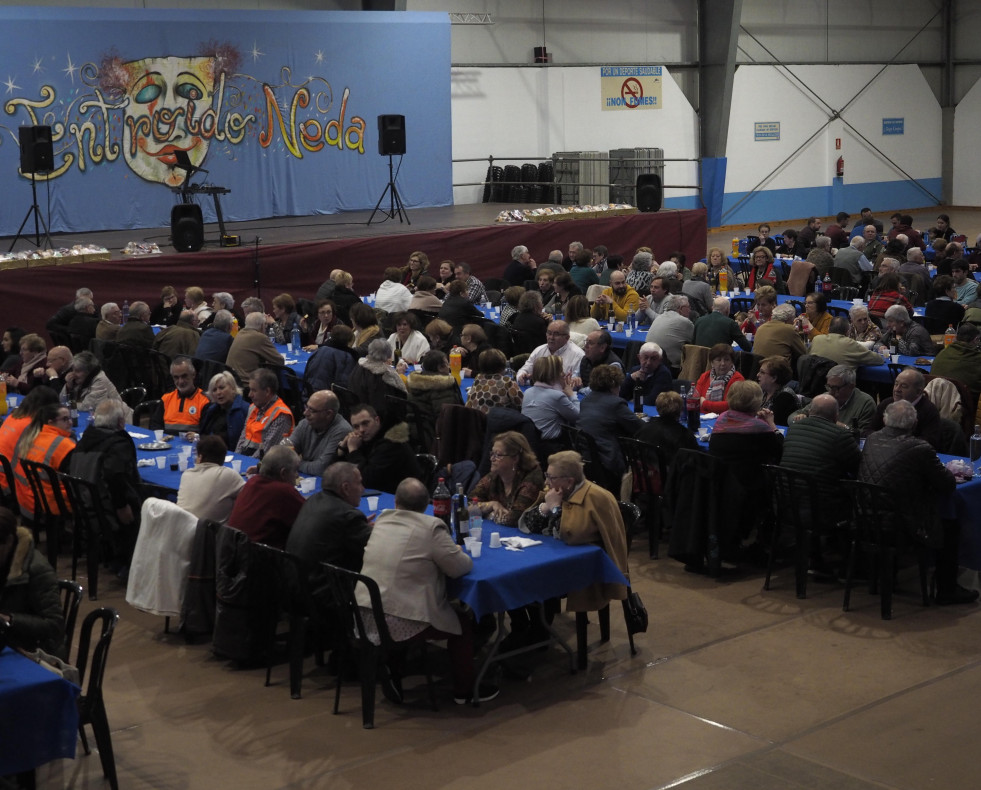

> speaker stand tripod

[
  {"left": 368, "top": 155, "right": 410, "bottom": 226},
  {"left": 8, "top": 171, "right": 52, "bottom": 252}
]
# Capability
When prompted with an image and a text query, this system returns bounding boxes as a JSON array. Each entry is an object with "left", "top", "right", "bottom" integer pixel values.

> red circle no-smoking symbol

[{"left": 621, "top": 78, "right": 643, "bottom": 109}]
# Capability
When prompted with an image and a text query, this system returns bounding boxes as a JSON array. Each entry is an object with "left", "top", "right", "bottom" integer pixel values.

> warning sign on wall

[{"left": 601, "top": 66, "right": 662, "bottom": 111}]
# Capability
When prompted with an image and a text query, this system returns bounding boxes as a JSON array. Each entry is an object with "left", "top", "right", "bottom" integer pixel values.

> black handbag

[{"left": 622, "top": 587, "right": 648, "bottom": 635}]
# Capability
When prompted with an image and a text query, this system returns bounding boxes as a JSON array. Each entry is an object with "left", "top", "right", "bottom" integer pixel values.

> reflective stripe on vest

[{"left": 241, "top": 398, "right": 294, "bottom": 452}]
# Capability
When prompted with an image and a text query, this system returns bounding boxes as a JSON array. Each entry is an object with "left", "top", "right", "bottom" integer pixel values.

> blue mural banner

[{"left": 0, "top": 8, "right": 451, "bottom": 235}]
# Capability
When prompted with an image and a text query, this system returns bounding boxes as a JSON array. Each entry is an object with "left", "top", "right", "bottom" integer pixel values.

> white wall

[
  {"left": 953, "top": 77, "right": 981, "bottom": 207},
  {"left": 450, "top": 66, "right": 699, "bottom": 207}
]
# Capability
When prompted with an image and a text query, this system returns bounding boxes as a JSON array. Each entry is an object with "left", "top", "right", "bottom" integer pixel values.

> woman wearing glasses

[{"left": 468, "top": 431, "right": 543, "bottom": 526}]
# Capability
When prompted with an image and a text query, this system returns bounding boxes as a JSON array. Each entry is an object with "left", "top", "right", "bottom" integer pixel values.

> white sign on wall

[
  {"left": 601, "top": 66, "right": 662, "bottom": 111},
  {"left": 754, "top": 122, "right": 781, "bottom": 141}
]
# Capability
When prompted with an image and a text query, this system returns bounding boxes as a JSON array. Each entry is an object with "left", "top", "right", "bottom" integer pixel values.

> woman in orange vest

[
  {"left": 12, "top": 403, "right": 76, "bottom": 522},
  {"left": 0, "top": 387, "right": 61, "bottom": 498}
]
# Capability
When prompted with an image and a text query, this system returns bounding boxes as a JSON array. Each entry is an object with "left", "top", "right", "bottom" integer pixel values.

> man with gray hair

[
  {"left": 877, "top": 304, "right": 934, "bottom": 356},
  {"left": 286, "top": 460, "right": 372, "bottom": 572},
  {"left": 752, "top": 303, "right": 807, "bottom": 368},
  {"left": 810, "top": 316, "right": 883, "bottom": 368},
  {"left": 644, "top": 295, "right": 693, "bottom": 368},
  {"left": 538, "top": 249, "right": 566, "bottom": 276},
  {"left": 515, "top": 319, "right": 585, "bottom": 384},
  {"left": 781, "top": 393, "right": 860, "bottom": 481},
  {"left": 116, "top": 300, "right": 154, "bottom": 348},
  {"left": 860, "top": 399, "right": 977, "bottom": 605},
  {"left": 693, "top": 296, "right": 751, "bottom": 350},
  {"left": 46, "top": 286, "right": 94, "bottom": 338},
  {"left": 97, "top": 302, "right": 122, "bottom": 340},
  {"left": 226, "top": 310, "right": 284, "bottom": 381},
  {"left": 620, "top": 341, "right": 672, "bottom": 406},
  {"left": 834, "top": 235, "right": 872, "bottom": 285},
  {"left": 868, "top": 366, "right": 942, "bottom": 450},
  {"left": 504, "top": 244, "right": 536, "bottom": 287},
  {"left": 900, "top": 246, "right": 930, "bottom": 286},
  {"left": 196, "top": 309, "right": 235, "bottom": 363},
  {"left": 862, "top": 224, "right": 884, "bottom": 264},
  {"left": 289, "top": 390, "right": 352, "bottom": 476},
  {"left": 67, "top": 295, "right": 100, "bottom": 345},
  {"left": 806, "top": 234, "right": 835, "bottom": 278},
  {"left": 241, "top": 296, "right": 264, "bottom": 316},
  {"left": 790, "top": 364, "right": 876, "bottom": 432},
  {"left": 153, "top": 309, "right": 200, "bottom": 358},
  {"left": 564, "top": 240, "right": 584, "bottom": 270},
  {"left": 228, "top": 444, "right": 305, "bottom": 549}
]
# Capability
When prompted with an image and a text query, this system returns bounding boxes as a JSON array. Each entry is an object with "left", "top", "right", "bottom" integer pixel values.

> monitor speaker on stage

[
  {"left": 171, "top": 204, "right": 204, "bottom": 252},
  {"left": 636, "top": 173, "right": 662, "bottom": 213},
  {"left": 378, "top": 114, "right": 406, "bottom": 156},
  {"left": 19, "top": 125, "right": 53, "bottom": 174}
]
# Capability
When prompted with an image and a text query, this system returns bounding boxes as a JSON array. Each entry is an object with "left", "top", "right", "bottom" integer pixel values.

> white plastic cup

[
  {"left": 7, "top": 396, "right": 15, "bottom": 409},
  {"left": 155, "top": 456, "right": 166, "bottom": 469},
  {"left": 470, "top": 526, "right": 482, "bottom": 542},
  {"left": 178, "top": 456, "right": 188, "bottom": 472},
  {"left": 625, "top": 327, "right": 633, "bottom": 337},
  {"left": 890, "top": 354, "right": 899, "bottom": 364},
  {"left": 470, "top": 541, "right": 482, "bottom": 558},
  {"left": 489, "top": 531, "right": 502, "bottom": 549},
  {"left": 231, "top": 459, "right": 242, "bottom": 474},
  {"left": 367, "top": 495, "right": 379, "bottom": 511},
  {"left": 300, "top": 477, "right": 315, "bottom": 494},
  {"left": 153, "top": 429, "right": 164, "bottom": 442},
  {"left": 852, "top": 298, "right": 863, "bottom": 306}
]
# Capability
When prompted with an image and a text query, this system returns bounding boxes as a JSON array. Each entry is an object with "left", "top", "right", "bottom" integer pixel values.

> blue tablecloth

[{"left": 0, "top": 647, "right": 79, "bottom": 774}]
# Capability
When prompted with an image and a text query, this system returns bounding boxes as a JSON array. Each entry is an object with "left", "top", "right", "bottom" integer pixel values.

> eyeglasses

[
  {"left": 826, "top": 383, "right": 845, "bottom": 393},
  {"left": 304, "top": 405, "right": 330, "bottom": 414},
  {"left": 545, "top": 473, "right": 571, "bottom": 482},
  {"left": 489, "top": 451, "right": 516, "bottom": 459}
]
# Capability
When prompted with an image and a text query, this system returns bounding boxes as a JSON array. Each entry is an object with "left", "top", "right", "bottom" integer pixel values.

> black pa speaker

[
  {"left": 19, "top": 125, "right": 54, "bottom": 174},
  {"left": 636, "top": 173, "right": 663, "bottom": 213},
  {"left": 378, "top": 114, "right": 406, "bottom": 156},
  {"left": 171, "top": 204, "right": 205, "bottom": 252}
]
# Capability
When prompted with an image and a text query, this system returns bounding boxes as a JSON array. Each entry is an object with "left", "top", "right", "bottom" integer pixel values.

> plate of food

[{"left": 137, "top": 442, "right": 171, "bottom": 451}]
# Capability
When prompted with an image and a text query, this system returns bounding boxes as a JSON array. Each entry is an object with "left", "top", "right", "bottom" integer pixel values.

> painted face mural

[{"left": 119, "top": 56, "right": 216, "bottom": 186}]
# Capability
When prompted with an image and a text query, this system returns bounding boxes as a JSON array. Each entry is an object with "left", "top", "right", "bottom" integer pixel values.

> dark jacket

[
  {"left": 576, "top": 390, "right": 641, "bottom": 478},
  {"left": 195, "top": 328, "right": 234, "bottom": 363},
  {"left": 869, "top": 395, "right": 943, "bottom": 451},
  {"left": 303, "top": 344, "right": 358, "bottom": 393},
  {"left": 0, "top": 527, "right": 65, "bottom": 658},
  {"left": 438, "top": 295, "right": 483, "bottom": 330},
  {"left": 73, "top": 426, "right": 142, "bottom": 513},
  {"left": 286, "top": 490, "right": 372, "bottom": 573},
  {"left": 406, "top": 371, "right": 464, "bottom": 454},
  {"left": 780, "top": 416, "right": 860, "bottom": 481},
  {"left": 200, "top": 395, "right": 249, "bottom": 449},
  {"left": 116, "top": 317, "right": 155, "bottom": 348},
  {"left": 339, "top": 421, "right": 421, "bottom": 494},
  {"left": 619, "top": 363, "right": 673, "bottom": 407}
]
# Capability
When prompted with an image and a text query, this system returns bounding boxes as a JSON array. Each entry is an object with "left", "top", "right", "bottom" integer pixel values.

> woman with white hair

[
  {"left": 198, "top": 371, "right": 249, "bottom": 448},
  {"left": 847, "top": 303, "right": 882, "bottom": 344},
  {"left": 62, "top": 350, "right": 130, "bottom": 419},
  {"left": 876, "top": 304, "right": 936, "bottom": 356}
]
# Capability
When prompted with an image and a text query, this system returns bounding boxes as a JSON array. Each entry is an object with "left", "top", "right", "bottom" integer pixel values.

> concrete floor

[{"left": 33, "top": 541, "right": 981, "bottom": 790}]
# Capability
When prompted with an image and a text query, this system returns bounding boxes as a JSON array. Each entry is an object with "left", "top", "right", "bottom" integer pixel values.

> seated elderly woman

[
  {"left": 739, "top": 285, "right": 778, "bottom": 336},
  {"left": 706, "top": 247, "right": 737, "bottom": 292},
  {"left": 875, "top": 304, "right": 936, "bottom": 356},
  {"left": 536, "top": 268, "right": 558, "bottom": 311},
  {"left": 847, "top": 303, "right": 882, "bottom": 344},
  {"left": 347, "top": 337, "right": 408, "bottom": 429},
  {"left": 266, "top": 293, "right": 304, "bottom": 344},
  {"left": 406, "top": 349, "right": 464, "bottom": 452},
  {"left": 694, "top": 344, "right": 744, "bottom": 414},
  {"left": 511, "top": 290, "right": 549, "bottom": 355},
  {"left": 576, "top": 364, "right": 641, "bottom": 482},
  {"left": 796, "top": 292, "right": 831, "bottom": 339},
  {"left": 521, "top": 355, "right": 579, "bottom": 447},
  {"left": 387, "top": 311, "right": 430, "bottom": 365},
  {"left": 62, "top": 350, "right": 130, "bottom": 419},
  {"left": 746, "top": 246, "right": 784, "bottom": 292},
  {"left": 468, "top": 431, "right": 544, "bottom": 526},
  {"left": 466, "top": 348, "right": 523, "bottom": 414},
  {"left": 636, "top": 390, "right": 699, "bottom": 470},
  {"left": 197, "top": 371, "right": 250, "bottom": 449},
  {"left": 756, "top": 356, "right": 800, "bottom": 426},
  {"left": 349, "top": 301, "right": 382, "bottom": 355},
  {"left": 424, "top": 318, "right": 455, "bottom": 355},
  {"left": 452, "top": 323, "right": 492, "bottom": 376},
  {"left": 499, "top": 285, "right": 526, "bottom": 325}
]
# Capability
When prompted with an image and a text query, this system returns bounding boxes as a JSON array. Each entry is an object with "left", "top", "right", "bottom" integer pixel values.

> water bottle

[
  {"left": 432, "top": 477, "right": 452, "bottom": 532},
  {"left": 971, "top": 425, "right": 981, "bottom": 476},
  {"left": 291, "top": 325, "right": 301, "bottom": 352},
  {"left": 268, "top": 325, "right": 277, "bottom": 344},
  {"left": 468, "top": 497, "right": 483, "bottom": 535},
  {"left": 814, "top": 276, "right": 822, "bottom": 295},
  {"left": 121, "top": 299, "right": 129, "bottom": 323}
]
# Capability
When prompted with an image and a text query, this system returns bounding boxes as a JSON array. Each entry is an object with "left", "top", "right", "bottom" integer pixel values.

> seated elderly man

[
  {"left": 355, "top": 477, "right": 496, "bottom": 705},
  {"left": 66, "top": 295, "right": 100, "bottom": 345},
  {"left": 226, "top": 311, "right": 285, "bottom": 381},
  {"left": 834, "top": 235, "right": 873, "bottom": 285},
  {"left": 619, "top": 341, "right": 672, "bottom": 406},
  {"left": 3, "top": 333, "right": 46, "bottom": 395},
  {"left": 515, "top": 320, "right": 585, "bottom": 385},
  {"left": 644, "top": 294, "right": 694, "bottom": 369},
  {"left": 589, "top": 270, "right": 641, "bottom": 324},
  {"left": 162, "top": 356, "right": 210, "bottom": 433},
  {"left": 286, "top": 461, "right": 372, "bottom": 573},
  {"left": 96, "top": 302, "right": 122, "bottom": 340},
  {"left": 875, "top": 304, "right": 935, "bottom": 357},
  {"left": 846, "top": 304, "right": 882, "bottom": 344},
  {"left": 228, "top": 445, "right": 305, "bottom": 548},
  {"left": 931, "top": 323, "right": 981, "bottom": 399},
  {"left": 62, "top": 351, "right": 130, "bottom": 419},
  {"left": 810, "top": 316, "right": 884, "bottom": 368},
  {"left": 153, "top": 310, "right": 200, "bottom": 358},
  {"left": 574, "top": 329, "right": 622, "bottom": 390},
  {"left": 116, "top": 301, "right": 154, "bottom": 348},
  {"left": 289, "top": 390, "right": 352, "bottom": 476},
  {"left": 236, "top": 367, "right": 295, "bottom": 457},
  {"left": 196, "top": 309, "right": 235, "bottom": 363},
  {"left": 868, "top": 367, "right": 942, "bottom": 450},
  {"left": 504, "top": 244, "right": 537, "bottom": 287},
  {"left": 781, "top": 393, "right": 860, "bottom": 481},
  {"left": 693, "top": 297, "right": 751, "bottom": 350},
  {"left": 32, "top": 345, "right": 73, "bottom": 394},
  {"left": 752, "top": 303, "right": 807, "bottom": 369},
  {"left": 176, "top": 435, "right": 244, "bottom": 525},
  {"left": 860, "top": 399, "right": 978, "bottom": 605},
  {"left": 790, "top": 365, "right": 876, "bottom": 433}
]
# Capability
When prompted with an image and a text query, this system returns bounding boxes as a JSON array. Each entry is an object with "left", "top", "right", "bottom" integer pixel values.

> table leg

[{"left": 576, "top": 613, "right": 588, "bottom": 670}]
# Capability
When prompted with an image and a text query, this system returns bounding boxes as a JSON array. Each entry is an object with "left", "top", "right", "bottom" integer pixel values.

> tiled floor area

[{"left": 32, "top": 545, "right": 981, "bottom": 790}]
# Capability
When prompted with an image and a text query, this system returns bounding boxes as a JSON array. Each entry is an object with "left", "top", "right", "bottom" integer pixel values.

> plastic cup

[
  {"left": 489, "top": 531, "right": 502, "bottom": 549},
  {"left": 300, "top": 477, "right": 315, "bottom": 494},
  {"left": 153, "top": 429, "right": 164, "bottom": 442},
  {"left": 890, "top": 354, "right": 899, "bottom": 364},
  {"left": 367, "top": 495, "right": 379, "bottom": 511},
  {"left": 231, "top": 459, "right": 242, "bottom": 474},
  {"left": 7, "top": 396, "right": 16, "bottom": 409},
  {"left": 625, "top": 327, "right": 633, "bottom": 337},
  {"left": 470, "top": 541, "right": 482, "bottom": 558},
  {"left": 155, "top": 456, "right": 166, "bottom": 469},
  {"left": 178, "top": 456, "right": 188, "bottom": 472},
  {"left": 168, "top": 454, "right": 179, "bottom": 471},
  {"left": 470, "top": 526, "right": 482, "bottom": 542}
]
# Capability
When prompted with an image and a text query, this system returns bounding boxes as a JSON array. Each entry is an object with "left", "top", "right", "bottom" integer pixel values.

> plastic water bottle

[
  {"left": 971, "top": 425, "right": 981, "bottom": 476},
  {"left": 121, "top": 299, "right": 129, "bottom": 323},
  {"left": 468, "top": 498, "right": 483, "bottom": 535},
  {"left": 814, "top": 276, "right": 822, "bottom": 295},
  {"left": 291, "top": 325, "right": 301, "bottom": 353}
]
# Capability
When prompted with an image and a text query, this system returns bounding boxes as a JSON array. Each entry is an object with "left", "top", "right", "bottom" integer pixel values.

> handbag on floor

[{"left": 622, "top": 587, "right": 648, "bottom": 635}]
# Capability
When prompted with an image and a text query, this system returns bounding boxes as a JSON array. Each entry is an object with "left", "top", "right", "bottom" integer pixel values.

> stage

[{"left": 1, "top": 204, "right": 706, "bottom": 335}]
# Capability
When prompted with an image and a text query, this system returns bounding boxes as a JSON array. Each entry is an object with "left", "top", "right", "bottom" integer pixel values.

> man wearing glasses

[
  {"left": 515, "top": 320, "right": 584, "bottom": 385},
  {"left": 287, "top": 390, "right": 352, "bottom": 476},
  {"left": 789, "top": 365, "right": 875, "bottom": 433}
]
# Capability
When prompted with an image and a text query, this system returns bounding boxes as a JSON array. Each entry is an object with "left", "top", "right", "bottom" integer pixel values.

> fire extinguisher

[{"left": 836, "top": 156, "right": 844, "bottom": 178}]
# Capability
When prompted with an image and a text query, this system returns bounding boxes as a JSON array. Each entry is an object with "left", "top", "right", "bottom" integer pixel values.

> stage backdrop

[{"left": 0, "top": 8, "right": 451, "bottom": 236}]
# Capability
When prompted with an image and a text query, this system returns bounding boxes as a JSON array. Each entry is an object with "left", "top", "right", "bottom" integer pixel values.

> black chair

[
  {"left": 75, "top": 607, "right": 120, "bottom": 790},
  {"left": 559, "top": 424, "right": 621, "bottom": 495},
  {"left": 0, "top": 451, "right": 18, "bottom": 514},
  {"left": 414, "top": 453, "right": 440, "bottom": 490},
  {"left": 57, "top": 578, "right": 83, "bottom": 658},
  {"left": 574, "top": 501, "right": 639, "bottom": 667},
  {"left": 321, "top": 562, "right": 438, "bottom": 729},
  {"left": 832, "top": 285, "right": 859, "bottom": 301},
  {"left": 331, "top": 383, "right": 360, "bottom": 420},
  {"left": 729, "top": 296, "right": 754, "bottom": 314},
  {"left": 59, "top": 472, "right": 115, "bottom": 600},
  {"left": 119, "top": 385, "right": 147, "bottom": 409},
  {"left": 827, "top": 305, "right": 851, "bottom": 319},
  {"left": 617, "top": 436, "right": 667, "bottom": 558},
  {"left": 21, "top": 458, "right": 71, "bottom": 567},
  {"left": 762, "top": 465, "right": 849, "bottom": 599},
  {"left": 840, "top": 480, "right": 931, "bottom": 620},
  {"left": 886, "top": 363, "right": 929, "bottom": 382},
  {"left": 620, "top": 339, "right": 645, "bottom": 372},
  {"left": 482, "top": 277, "right": 509, "bottom": 294},
  {"left": 786, "top": 299, "right": 805, "bottom": 316},
  {"left": 132, "top": 398, "right": 164, "bottom": 430}
]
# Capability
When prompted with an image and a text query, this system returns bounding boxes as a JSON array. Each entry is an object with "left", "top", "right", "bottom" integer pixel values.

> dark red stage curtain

[{"left": 3, "top": 209, "right": 706, "bottom": 337}]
